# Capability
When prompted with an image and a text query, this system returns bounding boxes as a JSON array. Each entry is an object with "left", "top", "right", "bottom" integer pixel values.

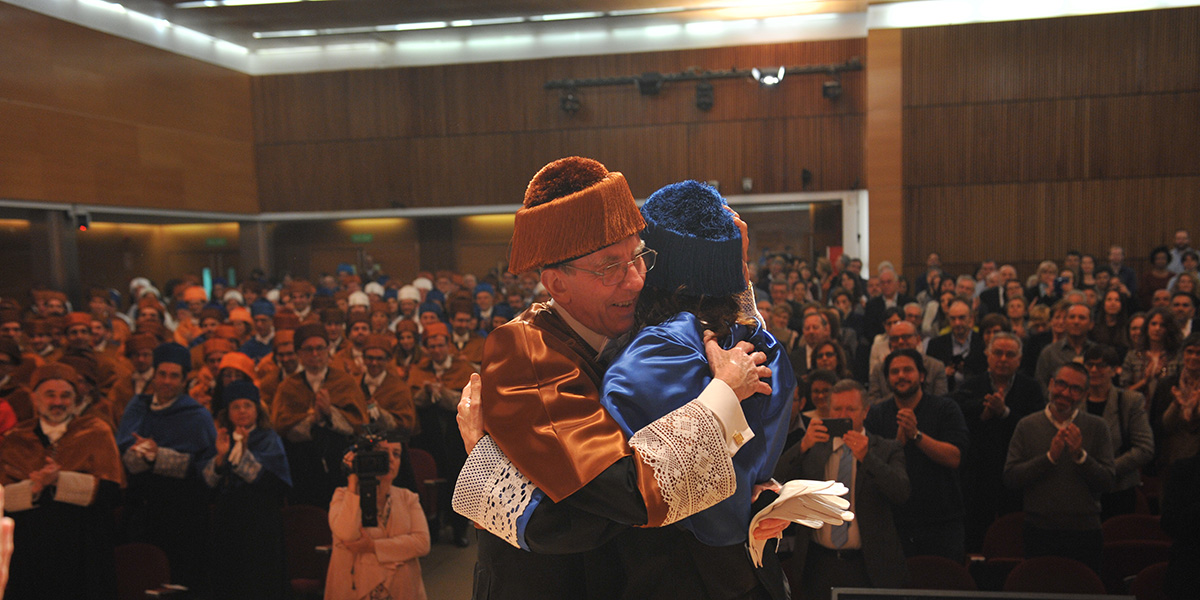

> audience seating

[
  {"left": 1131, "top": 561, "right": 1169, "bottom": 600},
  {"left": 1101, "top": 540, "right": 1172, "bottom": 595},
  {"left": 1103, "top": 513, "right": 1169, "bottom": 543},
  {"left": 906, "top": 555, "right": 977, "bottom": 591},
  {"left": 281, "top": 504, "right": 333, "bottom": 599},
  {"left": 113, "top": 542, "right": 181, "bottom": 600},
  {"left": 1002, "top": 556, "right": 1106, "bottom": 595},
  {"left": 969, "top": 511, "right": 1025, "bottom": 590},
  {"left": 409, "top": 447, "right": 444, "bottom": 524}
]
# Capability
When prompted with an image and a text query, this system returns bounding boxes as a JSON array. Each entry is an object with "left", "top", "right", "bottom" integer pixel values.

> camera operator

[{"left": 328, "top": 436, "right": 430, "bottom": 600}]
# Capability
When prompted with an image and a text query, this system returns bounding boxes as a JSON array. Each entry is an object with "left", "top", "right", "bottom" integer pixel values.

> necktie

[{"left": 831, "top": 445, "right": 853, "bottom": 548}]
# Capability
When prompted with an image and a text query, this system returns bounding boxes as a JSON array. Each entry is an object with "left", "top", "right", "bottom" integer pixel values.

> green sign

[
  {"left": 351, "top": 233, "right": 374, "bottom": 243},
  {"left": 205, "top": 237, "right": 228, "bottom": 247}
]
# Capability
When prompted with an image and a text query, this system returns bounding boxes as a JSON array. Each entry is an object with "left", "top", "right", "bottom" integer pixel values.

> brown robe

[
  {"left": 363, "top": 368, "right": 417, "bottom": 434},
  {"left": 270, "top": 368, "right": 368, "bottom": 433},
  {"left": 0, "top": 413, "right": 125, "bottom": 489}
]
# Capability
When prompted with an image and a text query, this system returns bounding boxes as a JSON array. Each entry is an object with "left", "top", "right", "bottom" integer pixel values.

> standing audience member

[
  {"left": 773, "top": 380, "right": 910, "bottom": 600},
  {"left": 1161, "top": 446, "right": 1200, "bottom": 600},
  {"left": 866, "top": 321, "right": 948, "bottom": 405},
  {"left": 117, "top": 343, "right": 217, "bottom": 592},
  {"left": 359, "top": 334, "right": 417, "bottom": 435},
  {"left": 1147, "top": 333, "right": 1200, "bottom": 478},
  {"left": 1034, "top": 302, "right": 1095, "bottom": 389},
  {"left": 201, "top": 381, "right": 292, "bottom": 600},
  {"left": 953, "top": 332, "right": 1045, "bottom": 553},
  {"left": 327, "top": 438, "right": 430, "bottom": 600},
  {"left": 926, "top": 299, "right": 986, "bottom": 391},
  {"left": 1120, "top": 307, "right": 1181, "bottom": 401},
  {"left": 865, "top": 348, "right": 970, "bottom": 562},
  {"left": 1004, "top": 363, "right": 1114, "bottom": 572},
  {"left": 0, "top": 364, "right": 124, "bottom": 600},
  {"left": 1082, "top": 345, "right": 1155, "bottom": 520},
  {"left": 863, "top": 268, "right": 913, "bottom": 341}
]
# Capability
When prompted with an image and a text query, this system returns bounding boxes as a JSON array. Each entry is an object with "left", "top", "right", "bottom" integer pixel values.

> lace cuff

[
  {"left": 736, "top": 283, "right": 763, "bottom": 326},
  {"left": 452, "top": 435, "right": 537, "bottom": 549},
  {"left": 629, "top": 399, "right": 737, "bottom": 526},
  {"left": 233, "top": 450, "right": 264, "bottom": 482}
]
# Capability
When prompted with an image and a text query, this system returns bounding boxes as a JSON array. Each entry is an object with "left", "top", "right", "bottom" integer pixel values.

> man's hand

[
  {"left": 315, "top": 389, "right": 332, "bottom": 416},
  {"left": 800, "top": 418, "right": 829, "bottom": 453},
  {"left": 457, "top": 374, "right": 484, "bottom": 453},
  {"left": 1049, "top": 428, "right": 1068, "bottom": 462},
  {"left": 704, "top": 334, "right": 771, "bottom": 401},
  {"left": 982, "top": 390, "right": 1007, "bottom": 419},
  {"left": 215, "top": 428, "right": 231, "bottom": 465},
  {"left": 29, "top": 457, "right": 60, "bottom": 495},
  {"left": 843, "top": 429, "right": 869, "bottom": 462},
  {"left": 896, "top": 408, "right": 918, "bottom": 443},
  {"left": 752, "top": 517, "right": 790, "bottom": 540},
  {"left": 132, "top": 433, "right": 158, "bottom": 456},
  {"left": 1062, "top": 423, "right": 1084, "bottom": 460}
]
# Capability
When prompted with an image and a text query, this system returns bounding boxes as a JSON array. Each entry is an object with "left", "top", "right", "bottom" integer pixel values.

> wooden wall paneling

[
  {"left": 820, "top": 115, "right": 865, "bottom": 191},
  {"left": 257, "top": 139, "right": 402, "bottom": 211},
  {"left": 559, "top": 125, "right": 690, "bottom": 198},
  {"left": 1087, "top": 93, "right": 1200, "bottom": 179},
  {"left": 685, "top": 120, "right": 777, "bottom": 193},
  {"left": 252, "top": 71, "right": 351, "bottom": 143},
  {"left": 866, "top": 27, "right": 904, "bottom": 270},
  {"left": 780, "top": 116, "right": 827, "bottom": 191},
  {"left": 439, "top": 60, "right": 547, "bottom": 135},
  {"left": 904, "top": 99, "right": 1087, "bottom": 187},
  {"left": 345, "top": 68, "right": 421, "bottom": 140}
]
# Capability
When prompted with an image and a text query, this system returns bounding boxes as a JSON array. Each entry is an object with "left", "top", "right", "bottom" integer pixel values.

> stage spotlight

[
  {"left": 636, "top": 72, "right": 664, "bottom": 96},
  {"left": 560, "top": 90, "right": 581, "bottom": 114},
  {"left": 822, "top": 79, "right": 843, "bottom": 100},
  {"left": 695, "top": 81, "right": 714, "bottom": 111},
  {"left": 752, "top": 66, "right": 785, "bottom": 87}
]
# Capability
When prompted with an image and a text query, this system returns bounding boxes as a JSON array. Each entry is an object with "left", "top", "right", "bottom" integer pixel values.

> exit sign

[
  {"left": 205, "top": 238, "right": 228, "bottom": 247},
  {"left": 351, "top": 233, "right": 374, "bottom": 243}
]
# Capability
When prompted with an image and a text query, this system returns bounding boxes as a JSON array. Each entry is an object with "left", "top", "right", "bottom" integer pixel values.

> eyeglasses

[
  {"left": 815, "top": 351, "right": 836, "bottom": 359},
  {"left": 559, "top": 249, "right": 657, "bottom": 286},
  {"left": 1050, "top": 377, "right": 1086, "bottom": 396},
  {"left": 363, "top": 354, "right": 388, "bottom": 362},
  {"left": 299, "top": 344, "right": 328, "bottom": 354},
  {"left": 1084, "top": 361, "right": 1111, "bottom": 371}
]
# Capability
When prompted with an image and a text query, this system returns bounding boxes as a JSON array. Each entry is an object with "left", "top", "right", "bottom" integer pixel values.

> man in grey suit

[{"left": 774, "top": 380, "right": 911, "bottom": 600}]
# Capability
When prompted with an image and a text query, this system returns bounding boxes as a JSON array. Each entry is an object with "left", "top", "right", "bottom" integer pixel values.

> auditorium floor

[{"left": 423, "top": 530, "right": 479, "bottom": 599}]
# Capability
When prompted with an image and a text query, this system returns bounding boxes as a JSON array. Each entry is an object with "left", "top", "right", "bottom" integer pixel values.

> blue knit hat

[
  {"left": 640, "top": 180, "right": 744, "bottom": 297},
  {"left": 249, "top": 298, "right": 275, "bottom": 318},
  {"left": 153, "top": 342, "right": 192, "bottom": 377}
]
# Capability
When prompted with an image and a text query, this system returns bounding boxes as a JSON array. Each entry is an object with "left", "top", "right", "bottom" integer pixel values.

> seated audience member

[
  {"left": 1025, "top": 260, "right": 1061, "bottom": 307},
  {"left": 240, "top": 299, "right": 277, "bottom": 363},
  {"left": 116, "top": 343, "right": 217, "bottom": 592},
  {"left": 0, "top": 364, "right": 124, "bottom": 600},
  {"left": 767, "top": 303, "right": 800, "bottom": 352},
  {"left": 926, "top": 298, "right": 986, "bottom": 391},
  {"left": 1172, "top": 291, "right": 1198, "bottom": 338},
  {"left": 865, "top": 349, "right": 969, "bottom": 562},
  {"left": 791, "top": 370, "right": 838, "bottom": 446},
  {"left": 391, "top": 320, "right": 423, "bottom": 379},
  {"left": 810, "top": 340, "right": 852, "bottom": 382},
  {"left": 921, "top": 289, "right": 958, "bottom": 339},
  {"left": 789, "top": 310, "right": 833, "bottom": 381},
  {"left": 953, "top": 332, "right": 1045, "bottom": 553},
  {"left": 258, "top": 329, "right": 299, "bottom": 407},
  {"left": 866, "top": 307, "right": 904, "bottom": 377},
  {"left": 360, "top": 334, "right": 416, "bottom": 435},
  {"left": 1004, "top": 363, "right": 1115, "bottom": 572},
  {"left": 867, "top": 321, "right": 949, "bottom": 405},
  {"left": 202, "top": 382, "right": 292, "bottom": 600},
  {"left": 772, "top": 380, "right": 910, "bottom": 600},
  {"left": 322, "top": 308, "right": 349, "bottom": 357},
  {"left": 1034, "top": 302, "right": 1096, "bottom": 389},
  {"left": 271, "top": 323, "right": 368, "bottom": 508},
  {"left": 332, "top": 314, "right": 373, "bottom": 378},
  {"left": 448, "top": 303, "right": 486, "bottom": 369},
  {"left": 1120, "top": 306, "right": 1181, "bottom": 401},
  {"left": 1139, "top": 246, "right": 1174, "bottom": 312},
  {"left": 328, "top": 437, "right": 430, "bottom": 600},
  {"left": 1148, "top": 332, "right": 1200, "bottom": 479},
  {"left": 407, "top": 323, "right": 473, "bottom": 546},
  {"left": 1082, "top": 345, "right": 1154, "bottom": 520},
  {"left": 107, "top": 333, "right": 157, "bottom": 427},
  {"left": 863, "top": 267, "right": 914, "bottom": 341}
]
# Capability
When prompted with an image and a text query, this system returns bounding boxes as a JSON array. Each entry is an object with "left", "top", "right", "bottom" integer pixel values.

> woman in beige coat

[{"left": 327, "top": 439, "right": 430, "bottom": 600}]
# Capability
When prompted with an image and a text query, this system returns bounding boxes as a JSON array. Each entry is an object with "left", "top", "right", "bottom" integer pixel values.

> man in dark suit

[
  {"left": 1171, "top": 291, "right": 1198, "bottom": 338},
  {"left": 978, "top": 264, "right": 1018, "bottom": 317},
  {"left": 952, "top": 332, "right": 1045, "bottom": 552},
  {"left": 774, "top": 379, "right": 911, "bottom": 600},
  {"left": 863, "top": 268, "right": 914, "bottom": 341},
  {"left": 926, "top": 299, "right": 987, "bottom": 391}
]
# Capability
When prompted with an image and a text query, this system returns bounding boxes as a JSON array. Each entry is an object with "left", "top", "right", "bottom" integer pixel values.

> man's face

[
  {"left": 1095, "top": 271, "right": 1112, "bottom": 291},
  {"left": 904, "top": 305, "right": 923, "bottom": 327},
  {"left": 152, "top": 362, "right": 185, "bottom": 401},
  {"left": 1109, "top": 246, "right": 1124, "bottom": 265},
  {"left": 550, "top": 235, "right": 645, "bottom": 339},
  {"left": 1085, "top": 358, "right": 1114, "bottom": 390},
  {"left": 253, "top": 315, "right": 273, "bottom": 337},
  {"left": 809, "top": 379, "right": 833, "bottom": 410},
  {"left": 425, "top": 335, "right": 450, "bottom": 363},
  {"left": 364, "top": 349, "right": 389, "bottom": 377},
  {"left": 886, "top": 355, "right": 924, "bottom": 400},
  {"left": 927, "top": 253, "right": 941, "bottom": 268},
  {"left": 519, "top": 274, "right": 539, "bottom": 294},
  {"left": 879, "top": 271, "right": 898, "bottom": 298},
  {"left": 88, "top": 296, "right": 110, "bottom": 316},
  {"left": 1184, "top": 255, "right": 1200, "bottom": 272},
  {"left": 131, "top": 348, "right": 154, "bottom": 373},
  {"left": 324, "top": 321, "right": 344, "bottom": 341},
  {"left": 200, "top": 317, "right": 220, "bottom": 337},
  {"left": 1153, "top": 289, "right": 1172, "bottom": 310},
  {"left": 1172, "top": 295, "right": 1196, "bottom": 323},
  {"left": 29, "top": 332, "right": 52, "bottom": 352},
  {"left": 1064, "top": 254, "right": 1080, "bottom": 272},
  {"left": 955, "top": 278, "right": 974, "bottom": 298},
  {"left": 802, "top": 314, "right": 829, "bottom": 347},
  {"left": 828, "top": 389, "right": 867, "bottom": 432},
  {"left": 0, "top": 321, "right": 21, "bottom": 340},
  {"left": 33, "top": 379, "right": 77, "bottom": 425},
  {"left": 205, "top": 350, "right": 226, "bottom": 372},
  {"left": 476, "top": 291, "right": 494, "bottom": 311},
  {"left": 298, "top": 336, "right": 330, "bottom": 372},
  {"left": 866, "top": 277, "right": 881, "bottom": 298},
  {"left": 888, "top": 321, "right": 920, "bottom": 351},
  {"left": 275, "top": 344, "right": 298, "bottom": 373},
  {"left": 349, "top": 322, "right": 371, "bottom": 346},
  {"left": 452, "top": 312, "right": 473, "bottom": 335},
  {"left": 65, "top": 324, "right": 93, "bottom": 350},
  {"left": 1176, "top": 230, "right": 1190, "bottom": 249},
  {"left": 987, "top": 337, "right": 1020, "bottom": 379},
  {"left": 1065, "top": 305, "right": 1092, "bottom": 338},
  {"left": 770, "top": 283, "right": 789, "bottom": 304},
  {"left": 137, "top": 307, "right": 161, "bottom": 327},
  {"left": 848, "top": 259, "right": 863, "bottom": 276},
  {"left": 1048, "top": 367, "right": 1087, "bottom": 420},
  {"left": 44, "top": 299, "right": 66, "bottom": 316},
  {"left": 419, "top": 312, "right": 441, "bottom": 328},
  {"left": 948, "top": 302, "right": 972, "bottom": 339},
  {"left": 90, "top": 321, "right": 109, "bottom": 344},
  {"left": 436, "top": 277, "right": 454, "bottom": 294},
  {"left": 999, "top": 265, "right": 1017, "bottom": 282},
  {"left": 292, "top": 292, "right": 312, "bottom": 312}
]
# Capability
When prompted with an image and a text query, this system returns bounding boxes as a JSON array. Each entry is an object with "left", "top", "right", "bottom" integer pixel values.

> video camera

[{"left": 343, "top": 424, "right": 408, "bottom": 527}]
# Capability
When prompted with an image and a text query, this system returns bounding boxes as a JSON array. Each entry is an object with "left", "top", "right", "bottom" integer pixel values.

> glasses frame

[{"left": 558, "top": 248, "right": 657, "bottom": 287}]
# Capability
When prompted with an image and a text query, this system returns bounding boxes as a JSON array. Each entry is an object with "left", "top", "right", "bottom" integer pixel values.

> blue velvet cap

[
  {"left": 153, "top": 342, "right": 192, "bottom": 377},
  {"left": 249, "top": 299, "right": 275, "bottom": 317},
  {"left": 640, "top": 180, "right": 744, "bottom": 297},
  {"left": 222, "top": 380, "right": 260, "bottom": 405}
]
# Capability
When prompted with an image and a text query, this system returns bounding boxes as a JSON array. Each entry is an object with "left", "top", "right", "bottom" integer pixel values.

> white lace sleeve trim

[
  {"left": 629, "top": 399, "right": 738, "bottom": 525},
  {"left": 451, "top": 435, "right": 535, "bottom": 549}
]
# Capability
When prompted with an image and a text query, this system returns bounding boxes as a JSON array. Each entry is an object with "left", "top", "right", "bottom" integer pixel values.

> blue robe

[{"left": 600, "top": 312, "right": 794, "bottom": 546}]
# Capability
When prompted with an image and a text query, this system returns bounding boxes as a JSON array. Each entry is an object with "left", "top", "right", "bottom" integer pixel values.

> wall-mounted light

[
  {"left": 560, "top": 89, "right": 581, "bottom": 114},
  {"left": 695, "top": 81, "right": 714, "bottom": 111},
  {"left": 751, "top": 66, "right": 786, "bottom": 87},
  {"left": 822, "top": 75, "right": 843, "bottom": 100}
]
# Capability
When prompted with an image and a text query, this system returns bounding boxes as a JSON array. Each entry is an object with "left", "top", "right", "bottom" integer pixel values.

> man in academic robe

[
  {"left": 115, "top": 343, "right": 217, "bottom": 592},
  {"left": 270, "top": 323, "right": 367, "bottom": 507},
  {"left": 59, "top": 312, "right": 119, "bottom": 398},
  {"left": 0, "top": 337, "right": 32, "bottom": 424},
  {"left": 360, "top": 334, "right": 416, "bottom": 435},
  {"left": 0, "top": 363, "right": 125, "bottom": 600},
  {"left": 258, "top": 329, "right": 299, "bottom": 409},
  {"left": 448, "top": 303, "right": 487, "bottom": 369},
  {"left": 331, "top": 313, "right": 372, "bottom": 378},
  {"left": 107, "top": 333, "right": 158, "bottom": 428},
  {"left": 238, "top": 298, "right": 277, "bottom": 363}
]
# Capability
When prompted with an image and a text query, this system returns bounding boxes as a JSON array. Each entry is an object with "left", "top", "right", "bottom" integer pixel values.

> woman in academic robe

[{"left": 201, "top": 380, "right": 292, "bottom": 600}]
